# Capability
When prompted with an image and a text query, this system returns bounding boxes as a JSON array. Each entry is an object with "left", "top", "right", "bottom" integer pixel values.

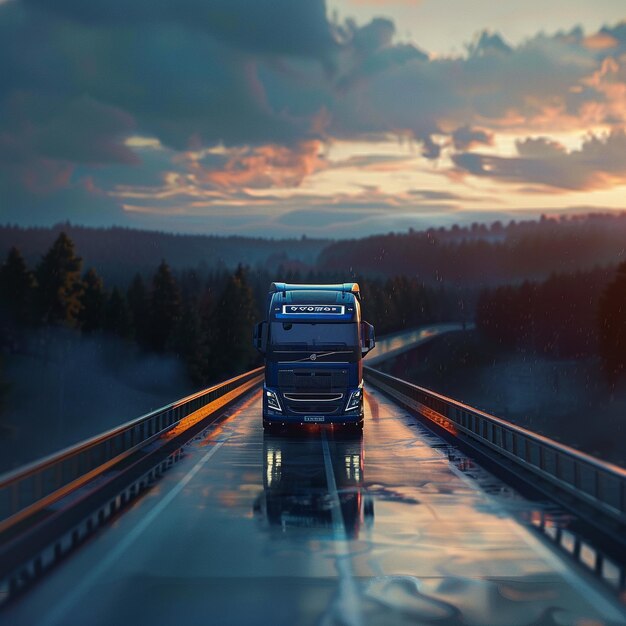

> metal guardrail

[
  {"left": 365, "top": 366, "right": 626, "bottom": 528},
  {"left": 0, "top": 323, "right": 449, "bottom": 530},
  {"left": 0, "top": 367, "right": 263, "bottom": 529}
]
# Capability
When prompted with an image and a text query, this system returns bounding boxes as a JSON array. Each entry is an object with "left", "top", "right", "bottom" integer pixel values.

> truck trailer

[{"left": 253, "top": 282, "right": 375, "bottom": 430}]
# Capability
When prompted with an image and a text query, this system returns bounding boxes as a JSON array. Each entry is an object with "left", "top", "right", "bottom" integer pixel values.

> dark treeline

[
  {"left": 0, "top": 233, "right": 259, "bottom": 386},
  {"left": 3, "top": 213, "right": 626, "bottom": 291},
  {"left": 318, "top": 213, "right": 626, "bottom": 286},
  {"left": 476, "top": 263, "right": 626, "bottom": 384},
  {"left": 0, "top": 233, "right": 458, "bottom": 392},
  {"left": 0, "top": 223, "right": 328, "bottom": 286},
  {"left": 597, "top": 262, "right": 626, "bottom": 384}
]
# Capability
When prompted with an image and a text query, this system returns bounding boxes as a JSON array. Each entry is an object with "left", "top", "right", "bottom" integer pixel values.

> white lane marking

[
  {"left": 41, "top": 440, "right": 227, "bottom": 626},
  {"left": 321, "top": 431, "right": 363, "bottom": 626}
]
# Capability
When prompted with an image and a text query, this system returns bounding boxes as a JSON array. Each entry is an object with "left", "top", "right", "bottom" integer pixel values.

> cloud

[
  {"left": 276, "top": 209, "right": 377, "bottom": 227},
  {"left": 451, "top": 129, "right": 626, "bottom": 190},
  {"left": 116, "top": 182, "right": 463, "bottom": 224},
  {"left": 1, "top": 1, "right": 330, "bottom": 156},
  {"left": 0, "top": 0, "right": 339, "bottom": 221},
  {"left": 2, "top": 0, "right": 626, "bottom": 230},
  {"left": 326, "top": 17, "right": 429, "bottom": 98},
  {"left": 0, "top": 175, "right": 129, "bottom": 226},
  {"left": 451, "top": 125, "right": 494, "bottom": 150},
  {"left": 22, "top": 0, "right": 338, "bottom": 60},
  {"left": 187, "top": 141, "right": 327, "bottom": 190},
  {"left": 466, "top": 30, "right": 513, "bottom": 56},
  {"left": 407, "top": 189, "right": 465, "bottom": 201},
  {"left": 4, "top": 0, "right": 625, "bottom": 160},
  {"left": 120, "top": 190, "right": 463, "bottom": 237},
  {"left": 29, "top": 95, "right": 137, "bottom": 165},
  {"left": 326, "top": 29, "right": 606, "bottom": 140},
  {"left": 421, "top": 135, "right": 442, "bottom": 160},
  {"left": 329, "top": 153, "right": 418, "bottom": 171}
]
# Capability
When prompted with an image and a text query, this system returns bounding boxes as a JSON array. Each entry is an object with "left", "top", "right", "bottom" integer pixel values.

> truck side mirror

[
  {"left": 253, "top": 321, "right": 268, "bottom": 354},
  {"left": 360, "top": 321, "right": 375, "bottom": 355}
]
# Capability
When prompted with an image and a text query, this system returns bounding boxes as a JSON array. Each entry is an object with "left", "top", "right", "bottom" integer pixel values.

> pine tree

[
  {"left": 207, "top": 265, "right": 259, "bottom": 378},
  {"left": 186, "top": 286, "right": 216, "bottom": 384},
  {"left": 104, "top": 288, "right": 133, "bottom": 338},
  {"left": 147, "top": 261, "right": 181, "bottom": 352},
  {"left": 78, "top": 268, "right": 106, "bottom": 333},
  {"left": 127, "top": 273, "right": 149, "bottom": 348},
  {"left": 36, "top": 233, "right": 83, "bottom": 326},
  {"left": 0, "top": 247, "right": 36, "bottom": 326},
  {"left": 171, "top": 298, "right": 205, "bottom": 385},
  {"left": 598, "top": 262, "right": 626, "bottom": 384}
]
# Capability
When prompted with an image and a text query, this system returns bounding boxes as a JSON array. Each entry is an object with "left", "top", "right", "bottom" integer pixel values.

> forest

[
  {"left": 3, "top": 212, "right": 626, "bottom": 289},
  {"left": 476, "top": 263, "right": 626, "bottom": 383},
  {"left": 1, "top": 217, "right": 626, "bottom": 469},
  {"left": 0, "top": 232, "right": 455, "bottom": 398},
  {"left": 2, "top": 214, "right": 626, "bottom": 414},
  {"left": 0, "top": 224, "right": 328, "bottom": 285},
  {"left": 318, "top": 213, "right": 626, "bottom": 286}
]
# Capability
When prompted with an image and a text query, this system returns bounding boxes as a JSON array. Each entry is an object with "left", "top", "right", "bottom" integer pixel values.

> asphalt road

[{"left": 4, "top": 388, "right": 625, "bottom": 626}]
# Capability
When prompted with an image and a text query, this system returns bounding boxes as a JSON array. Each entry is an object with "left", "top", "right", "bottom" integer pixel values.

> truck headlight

[
  {"left": 346, "top": 389, "right": 362, "bottom": 411},
  {"left": 266, "top": 389, "right": 282, "bottom": 412}
]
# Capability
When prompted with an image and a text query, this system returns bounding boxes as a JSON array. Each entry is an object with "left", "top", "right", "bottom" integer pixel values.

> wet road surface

[{"left": 4, "top": 389, "right": 625, "bottom": 626}]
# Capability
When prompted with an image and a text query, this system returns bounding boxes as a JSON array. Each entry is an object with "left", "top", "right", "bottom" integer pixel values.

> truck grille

[
  {"left": 287, "top": 404, "right": 341, "bottom": 415},
  {"left": 283, "top": 393, "right": 344, "bottom": 402},
  {"left": 278, "top": 369, "right": 348, "bottom": 392}
]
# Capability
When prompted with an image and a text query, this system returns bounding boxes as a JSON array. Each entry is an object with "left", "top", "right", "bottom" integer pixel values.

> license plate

[{"left": 304, "top": 416, "right": 325, "bottom": 422}]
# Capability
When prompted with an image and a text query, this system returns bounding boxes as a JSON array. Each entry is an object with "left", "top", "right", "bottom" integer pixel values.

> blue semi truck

[{"left": 253, "top": 283, "right": 375, "bottom": 430}]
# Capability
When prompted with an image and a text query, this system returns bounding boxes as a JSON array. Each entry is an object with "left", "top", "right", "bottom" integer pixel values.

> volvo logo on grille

[{"left": 310, "top": 353, "right": 317, "bottom": 361}]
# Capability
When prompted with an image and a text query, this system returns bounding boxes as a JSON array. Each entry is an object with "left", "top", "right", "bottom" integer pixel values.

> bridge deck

[{"left": 4, "top": 389, "right": 624, "bottom": 625}]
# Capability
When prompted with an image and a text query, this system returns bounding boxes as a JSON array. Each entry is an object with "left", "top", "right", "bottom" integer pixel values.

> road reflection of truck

[
  {"left": 253, "top": 435, "right": 374, "bottom": 538},
  {"left": 253, "top": 283, "right": 375, "bottom": 430}
]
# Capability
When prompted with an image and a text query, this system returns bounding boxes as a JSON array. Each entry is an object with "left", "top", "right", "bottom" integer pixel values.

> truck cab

[{"left": 253, "top": 283, "right": 375, "bottom": 430}]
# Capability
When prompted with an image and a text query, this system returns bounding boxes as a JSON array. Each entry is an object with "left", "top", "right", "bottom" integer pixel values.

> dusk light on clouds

[{"left": 1, "top": 0, "right": 626, "bottom": 237}]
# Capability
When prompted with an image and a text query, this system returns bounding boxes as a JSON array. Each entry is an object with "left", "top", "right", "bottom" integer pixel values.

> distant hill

[
  {"left": 3, "top": 213, "right": 626, "bottom": 288},
  {"left": 318, "top": 213, "right": 626, "bottom": 286},
  {"left": 0, "top": 224, "right": 329, "bottom": 284}
]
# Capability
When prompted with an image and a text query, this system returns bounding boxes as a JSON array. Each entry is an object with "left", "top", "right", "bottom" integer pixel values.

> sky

[{"left": 1, "top": 0, "right": 626, "bottom": 238}]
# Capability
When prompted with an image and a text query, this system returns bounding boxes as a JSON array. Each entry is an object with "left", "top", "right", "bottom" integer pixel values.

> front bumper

[{"left": 263, "top": 386, "right": 364, "bottom": 425}]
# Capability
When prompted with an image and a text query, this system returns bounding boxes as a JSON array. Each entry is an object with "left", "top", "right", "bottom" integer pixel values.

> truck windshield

[{"left": 270, "top": 322, "right": 358, "bottom": 350}]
